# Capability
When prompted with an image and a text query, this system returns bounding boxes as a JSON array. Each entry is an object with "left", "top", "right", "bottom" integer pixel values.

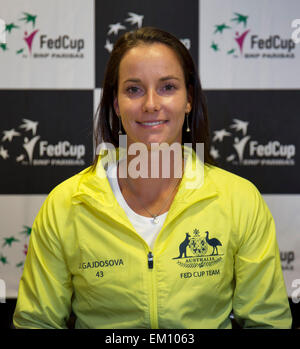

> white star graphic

[
  {"left": 125, "top": 12, "right": 144, "bottom": 28},
  {"left": 230, "top": 118, "right": 249, "bottom": 136},
  {"left": 213, "top": 129, "right": 231, "bottom": 142},
  {"left": 104, "top": 39, "right": 113, "bottom": 53},
  {"left": 226, "top": 154, "right": 236, "bottom": 162},
  {"left": 16, "top": 154, "right": 25, "bottom": 162},
  {"left": 108, "top": 22, "right": 126, "bottom": 35},
  {"left": 0, "top": 146, "right": 9, "bottom": 159},
  {"left": 2, "top": 128, "right": 21, "bottom": 142},
  {"left": 210, "top": 146, "right": 220, "bottom": 159},
  {"left": 19, "top": 119, "right": 38, "bottom": 135}
]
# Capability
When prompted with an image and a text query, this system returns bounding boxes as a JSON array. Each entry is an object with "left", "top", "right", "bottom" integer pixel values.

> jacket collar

[{"left": 72, "top": 146, "right": 218, "bottom": 231}]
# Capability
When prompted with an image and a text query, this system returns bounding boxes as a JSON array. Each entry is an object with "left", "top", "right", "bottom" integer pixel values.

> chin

[
  {"left": 127, "top": 133, "right": 182, "bottom": 150},
  {"left": 143, "top": 138, "right": 171, "bottom": 148}
]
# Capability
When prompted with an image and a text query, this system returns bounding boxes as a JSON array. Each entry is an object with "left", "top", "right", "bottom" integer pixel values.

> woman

[{"left": 13, "top": 27, "right": 291, "bottom": 329}]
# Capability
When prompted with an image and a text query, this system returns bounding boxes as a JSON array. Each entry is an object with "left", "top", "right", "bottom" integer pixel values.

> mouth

[{"left": 136, "top": 120, "right": 168, "bottom": 128}]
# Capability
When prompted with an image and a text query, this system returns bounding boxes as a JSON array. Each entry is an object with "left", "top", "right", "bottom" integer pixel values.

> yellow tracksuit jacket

[{"left": 13, "top": 147, "right": 292, "bottom": 329}]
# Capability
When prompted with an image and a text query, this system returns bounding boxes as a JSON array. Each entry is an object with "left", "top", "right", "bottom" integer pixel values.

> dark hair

[{"left": 93, "top": 26, "right": 214, "bottom": 167}]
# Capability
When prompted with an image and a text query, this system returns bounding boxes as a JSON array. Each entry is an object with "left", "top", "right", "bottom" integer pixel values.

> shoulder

[
  {"left": 49, "top": 166, "right": 91, "bottom": 199},
  {"left": 37, "top": 166, "right": 93, "bottom": 222},
  {"left": 205, "top": 164, "right": 260, "bottom": 199},
  {"left": 205, "top": 165, "right": 273, "bottom": 234},
  {"left": 204, "top": 164, "right": 270, "bottom": 221},
  {"left": 31, "top": 166, "right": 99, "bottom": 246}
]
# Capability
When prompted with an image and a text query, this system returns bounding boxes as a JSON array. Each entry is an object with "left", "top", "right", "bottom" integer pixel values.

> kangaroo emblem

[{"left": 174, "top": 233, "right": 190, "bottom": 259}]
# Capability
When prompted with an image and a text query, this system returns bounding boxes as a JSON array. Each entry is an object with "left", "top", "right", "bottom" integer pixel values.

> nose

[{"left": 142, "top": 89, "right": 161, "bottom": 113}]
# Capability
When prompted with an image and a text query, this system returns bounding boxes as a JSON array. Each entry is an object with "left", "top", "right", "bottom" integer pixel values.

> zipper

[
  {"left": 106, "top": 218, "right": 160, "bottom": 328},
  {"left": 147, "top": 252, "right": 153, "bottom": 269},
  {"left": 147, "top": 250, "right": 158, "bottom": 328}
]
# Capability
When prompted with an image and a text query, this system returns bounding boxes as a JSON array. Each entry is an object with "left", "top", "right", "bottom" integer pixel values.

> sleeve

[
  {"left": 232, "top": 185, "right": 292, "bottom": 329},
  {"left": 13, "top": 193, "right": 73, "bottom": 329}
]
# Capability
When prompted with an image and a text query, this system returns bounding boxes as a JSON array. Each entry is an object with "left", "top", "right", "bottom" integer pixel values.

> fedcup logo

[
  {"left": 95, "top": 135, "right": 204, "bottom": 189},
  {"left": 211, "top": 12, "right": 296, "bottom": 59},
  {"left": 291, "top": 19, "right": 300, "bottom": 44},
  {"left": 0, "top": 18, "right": 6, "bottom": 44},
  {"left": 1, "top": 12, "right": 85, "bottom": 59},
  {"left": 0, "top": 279, "right": 5, "bottom": 303},
  {"left": 0, "top": 118, "right": 86, "bottom": 166},
  {"left": 210, "top": 118, "right": 296, "bottom": 166}
]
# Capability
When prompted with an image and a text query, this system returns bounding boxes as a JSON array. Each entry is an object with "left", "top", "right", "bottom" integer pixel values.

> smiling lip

[{"left": 137, "top": 120, "right": 168, "bottom": 127}]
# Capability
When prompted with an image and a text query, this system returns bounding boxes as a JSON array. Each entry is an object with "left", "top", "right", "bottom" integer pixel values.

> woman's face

[{"left": 114, "top": 43, "right": 192, "bottom": 149}]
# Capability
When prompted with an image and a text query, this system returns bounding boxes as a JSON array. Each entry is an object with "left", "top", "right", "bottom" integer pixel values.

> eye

[
  {"left": 162, "top": 83, "right": 177, "bottom": 92},
  {"left": 126, "top": 86, "right": 141, "bottom": 95}
]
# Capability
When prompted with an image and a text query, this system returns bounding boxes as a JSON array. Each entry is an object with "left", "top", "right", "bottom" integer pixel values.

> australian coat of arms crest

[{"left": 173, "top": 229, "right": 223, "bottom": 269}]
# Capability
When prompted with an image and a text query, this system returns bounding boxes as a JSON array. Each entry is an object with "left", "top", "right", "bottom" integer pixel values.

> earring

[
  {"left": 186, "top": 114, "right": 191, "bottom": 132},
  {"left": 118, "top": 116, "right": 122, "bottom": 135}
]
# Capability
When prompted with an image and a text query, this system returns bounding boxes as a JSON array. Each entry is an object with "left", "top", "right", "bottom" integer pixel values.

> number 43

[{"left": 96, "top": 271, "right": 104, "bottom": 278}]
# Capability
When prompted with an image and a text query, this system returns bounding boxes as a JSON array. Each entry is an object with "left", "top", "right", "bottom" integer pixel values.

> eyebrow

[{"left": 123, "top": 75, "right": 180, "bottom": 84}]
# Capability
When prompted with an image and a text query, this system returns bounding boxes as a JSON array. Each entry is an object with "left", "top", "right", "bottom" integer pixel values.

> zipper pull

[{"left": 148, "top": 252, "right": 154, "bottom": 269}]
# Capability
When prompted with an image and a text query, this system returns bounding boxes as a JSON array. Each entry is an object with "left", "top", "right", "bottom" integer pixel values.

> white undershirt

[{"left": 106, "top": 162, "right": 168, "bottom": 250}]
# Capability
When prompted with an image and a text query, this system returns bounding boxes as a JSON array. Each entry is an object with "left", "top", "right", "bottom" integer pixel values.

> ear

[
  {"left": 185, "top": 100, "right": 192, "bottom": 114},
  {"left": 185, "top": 85, "right": 193, "bottom": 114},
  {"left": 113, "top": 95, "right": 120, "bottom": 116}
]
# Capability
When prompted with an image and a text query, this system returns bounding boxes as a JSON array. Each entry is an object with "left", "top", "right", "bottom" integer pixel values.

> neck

[{"left": 118, "top": 145, "right": 184, "bottom": 204}]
